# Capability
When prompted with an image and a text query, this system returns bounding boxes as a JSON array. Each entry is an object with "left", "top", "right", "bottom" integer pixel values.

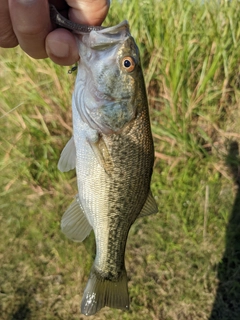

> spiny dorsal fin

[
  {"left": 138, "top": 190, "right": 158, "bottom": 218},
  {"left": 58, "top": 137, "right": 76, "bottom": 172},
  {"left": 61, "top": 195, "right": 92, "bottom": 242}
]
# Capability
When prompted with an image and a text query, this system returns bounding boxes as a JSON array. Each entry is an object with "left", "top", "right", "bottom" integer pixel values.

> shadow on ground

[
  {"left": 10, "top": 287, "right": 33, "bottom": 320},
  {"left": 11, "top": 301, "right": 31, "bottom": 320},
  {"left": 0, "top": 285, "right": 34, "bottom": 320},
  {"left": 209, "top": 141, "right": 240, "bottom": 320}
]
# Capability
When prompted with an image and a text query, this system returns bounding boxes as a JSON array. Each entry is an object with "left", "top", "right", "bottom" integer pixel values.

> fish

[{"left": 55, "top": 12, "right": 158, "bottom": 316}]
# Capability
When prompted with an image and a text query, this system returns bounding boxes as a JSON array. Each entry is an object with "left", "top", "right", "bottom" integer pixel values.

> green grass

[{"left": 1, "top": 0, "right": 240, "bottom": 319}]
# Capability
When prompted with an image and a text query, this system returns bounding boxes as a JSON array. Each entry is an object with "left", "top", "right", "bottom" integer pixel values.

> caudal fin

[{"left": 81, "top": 267, "right": 129, "bottom": 316}]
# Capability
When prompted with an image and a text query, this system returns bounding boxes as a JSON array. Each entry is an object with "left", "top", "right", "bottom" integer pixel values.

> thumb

[{"left": 66, "top": 0, "right": 110, "bottom": 25}]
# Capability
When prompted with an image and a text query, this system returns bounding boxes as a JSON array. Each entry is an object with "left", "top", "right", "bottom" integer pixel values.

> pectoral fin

[
  {"left": 87, "top": 137, "right": 113, "bottom": 175},
  {"left": 61, "top": 195, "right": 92, "bottom": 242},
  {"left": 138, "top": 190, "right": 158, "bottom": 218},
  {"left": 58, "top": 137, "right": 76, "bottom": 172}
]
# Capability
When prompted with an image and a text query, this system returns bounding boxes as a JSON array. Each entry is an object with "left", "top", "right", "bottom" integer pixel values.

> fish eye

[{"left": 122, "top": 56, "right": 135, "bottom": 72}]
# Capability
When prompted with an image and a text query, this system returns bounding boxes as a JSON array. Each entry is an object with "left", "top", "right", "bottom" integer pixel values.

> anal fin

[
  {"left": 138, "top": 190, "right": 158, "bottom": 218},
  {"left": 61, "top": 195, "right": 92, "bottom": 242}
]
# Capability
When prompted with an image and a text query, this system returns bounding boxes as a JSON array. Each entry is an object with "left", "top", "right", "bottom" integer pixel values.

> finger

[
  {"left": 9, "top": 0, "right": 52, "bottom": 59},
  {"left": 46, "top": 29, "right": 79, "bottom": 66},
  {"left": 67, "top": 0, "right": 110, "bottom": 25},
  {"left": 0, "top": 0, "right": 18, "bottom": 47},
  {"left": 46, "top": 0, "right": 110, "bottom": 65}
]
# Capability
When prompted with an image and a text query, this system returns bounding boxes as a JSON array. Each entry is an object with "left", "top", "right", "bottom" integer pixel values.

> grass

[{"left": 1, "top": 0, "right": 240, "bottom": 319}]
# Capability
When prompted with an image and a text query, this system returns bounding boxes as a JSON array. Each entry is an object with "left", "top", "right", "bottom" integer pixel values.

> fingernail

[{"left": 48, "top": 40, "right": 70, "bottom": 58}]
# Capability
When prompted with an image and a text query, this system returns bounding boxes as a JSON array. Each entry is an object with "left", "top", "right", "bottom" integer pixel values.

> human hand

[{"left": 0, "top": 0, "right": 110, "bottom": 65}]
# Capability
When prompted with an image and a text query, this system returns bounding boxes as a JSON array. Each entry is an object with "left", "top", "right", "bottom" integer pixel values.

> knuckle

[
  {"left": 16, "top": 24, "right": 46, "bottom": 37},
  {"left": 0, "top": 30, "right": 18, "bottom": 48},
  {"left": 19, "top": 43, "right": 48, "bottom": 59}
]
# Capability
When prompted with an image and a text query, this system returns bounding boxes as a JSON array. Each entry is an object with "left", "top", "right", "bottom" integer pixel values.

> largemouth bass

[{"left": 56, "top": 16, "right": 158, "bottom": 316}]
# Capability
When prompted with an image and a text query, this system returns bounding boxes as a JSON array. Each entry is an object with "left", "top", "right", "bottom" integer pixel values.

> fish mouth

[{"left": 50, "top": 5, "right": 129, "bottom": 36}]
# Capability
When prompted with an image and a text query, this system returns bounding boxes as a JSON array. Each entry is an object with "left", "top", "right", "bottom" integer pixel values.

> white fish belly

[{"left": 73, "top": 105, "right": 110, "bottom": 270}]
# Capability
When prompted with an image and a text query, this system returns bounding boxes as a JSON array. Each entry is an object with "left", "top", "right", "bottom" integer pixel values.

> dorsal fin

[{"left": 138, "top": 190, "right": 158, "bottom": 218}]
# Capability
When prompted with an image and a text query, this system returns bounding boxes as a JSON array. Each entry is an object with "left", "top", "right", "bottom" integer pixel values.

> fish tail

[{"left": 81, "top": 266, "right": 129, "bottom": 316}]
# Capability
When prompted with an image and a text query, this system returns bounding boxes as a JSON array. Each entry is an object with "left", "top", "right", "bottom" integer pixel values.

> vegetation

[{"left": 1, "top": 0, "right": 240, "bottom": 319}]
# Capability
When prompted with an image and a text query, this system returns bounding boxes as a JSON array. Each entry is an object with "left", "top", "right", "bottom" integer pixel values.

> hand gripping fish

[{"left": 51, "top": 5, "right": 158, "bottom": 316}]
